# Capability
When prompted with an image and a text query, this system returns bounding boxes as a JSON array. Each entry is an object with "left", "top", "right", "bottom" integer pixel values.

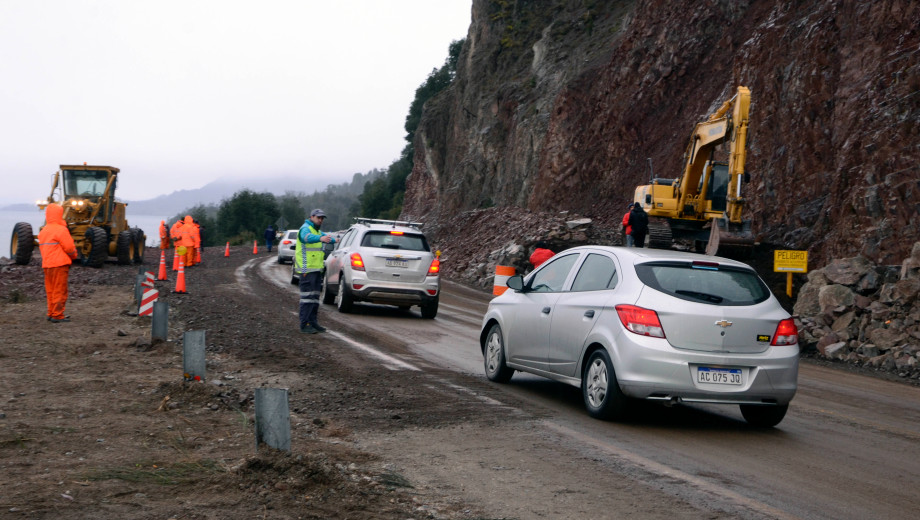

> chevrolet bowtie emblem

[{"left": 714, "top": 320, "right": 733, "bottom": 328}]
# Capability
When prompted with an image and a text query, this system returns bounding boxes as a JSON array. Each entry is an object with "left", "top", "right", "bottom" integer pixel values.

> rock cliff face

[{"left": 404, "top": 0, "right": 920, "bottom": 267}]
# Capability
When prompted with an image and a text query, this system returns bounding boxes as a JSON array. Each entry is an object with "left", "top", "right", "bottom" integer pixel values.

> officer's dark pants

[{"left": 298, "top": 271, "right": 322, "bottom": 328}]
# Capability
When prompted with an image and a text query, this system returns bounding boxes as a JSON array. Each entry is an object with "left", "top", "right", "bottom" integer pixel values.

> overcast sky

[{"left": 0, "top": 0, "right": 471, "bottom": 205}]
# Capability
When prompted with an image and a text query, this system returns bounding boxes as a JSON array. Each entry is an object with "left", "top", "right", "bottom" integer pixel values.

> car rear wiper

[{"left": 675, "top": 290, "right": 723, "bottom": 303}]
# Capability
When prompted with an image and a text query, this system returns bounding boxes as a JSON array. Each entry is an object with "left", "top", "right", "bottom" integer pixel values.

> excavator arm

[{"left": 677, "top": 86, "right": 750, "bottom": 223}]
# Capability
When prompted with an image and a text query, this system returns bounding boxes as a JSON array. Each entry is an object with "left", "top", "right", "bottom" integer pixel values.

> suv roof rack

[{"left": 353, "top": 217, "right": 424, "bottom": 229}]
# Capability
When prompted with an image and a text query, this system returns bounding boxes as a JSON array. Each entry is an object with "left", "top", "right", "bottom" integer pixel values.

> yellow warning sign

[{"left": 774, "top": 250, "right": 808, "bottom": 273}]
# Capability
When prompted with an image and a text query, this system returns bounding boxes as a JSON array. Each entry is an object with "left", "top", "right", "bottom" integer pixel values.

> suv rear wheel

[
  {"left": 336, "top": 273, "right": 354, "bottom": 313},
  {"left": 321, "top": 274, "right": 335, "bottom": 304},
  {"left": 420, "top": 297, "right": 438, "bottom": 319}
]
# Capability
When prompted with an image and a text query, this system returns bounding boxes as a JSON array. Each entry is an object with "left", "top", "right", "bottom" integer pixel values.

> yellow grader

[{"left": 10, "top": 164, "right": 145, "bottom": 267}]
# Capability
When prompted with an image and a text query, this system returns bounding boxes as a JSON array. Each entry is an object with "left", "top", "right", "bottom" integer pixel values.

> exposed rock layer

[{"left": 404, "top": 0, "right": 920, "bottom": 267}]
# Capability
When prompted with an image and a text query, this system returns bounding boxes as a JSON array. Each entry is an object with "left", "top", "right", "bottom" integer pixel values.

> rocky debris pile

[
  {"left": 430, "top": 206, "right": 621, "bottom": 291},
  {"left": 795, "top": 242, "right": 920, "bottom": 382}
]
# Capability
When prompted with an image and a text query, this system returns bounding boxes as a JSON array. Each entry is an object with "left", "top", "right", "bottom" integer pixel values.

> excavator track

[{"left": 647, "top": 218, "right": 673, "bottom": 249}]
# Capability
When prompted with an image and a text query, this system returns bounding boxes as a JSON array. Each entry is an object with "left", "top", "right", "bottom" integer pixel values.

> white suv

[{"left": 321, "top": 218, "right": 440, "bottom": 318}]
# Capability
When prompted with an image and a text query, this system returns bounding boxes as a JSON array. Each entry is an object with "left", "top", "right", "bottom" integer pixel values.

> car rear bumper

[
  {"left": 614, "top": 337, "right": 799, "bottom": 405},
  {"left": 348, "top": 279, "right": 439, "bottom": 306}
]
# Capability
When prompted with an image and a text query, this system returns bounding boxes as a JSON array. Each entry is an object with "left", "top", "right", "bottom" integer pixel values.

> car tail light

[
  {"left": 427, "top": 289, "right": 438, "bottom": 295},
  {"left": 428, "top": 258, "right": 440, "bottom": 275},
  {"left": 390, "top": 230, "right": 404, "bottom": 235},
  {"left": 281, "top": 239, "right": 292, "bottom": 245},
  {"left": 771, "top": 318, "right": 798, "bottom": 346},
  {"left": 350, "top": 253, "right": 365, "bottom": 271},
  {"left": 615, "top": 304, "right": 666, "bottom": 338}
]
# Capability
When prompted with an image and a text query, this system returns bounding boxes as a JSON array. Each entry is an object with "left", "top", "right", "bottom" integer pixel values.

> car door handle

[
  {"left": 584, "top": 310, "right": 595, "bottom": 318},
  {"left": 542, "top": 307, "right": 551, "bottom": 314}
]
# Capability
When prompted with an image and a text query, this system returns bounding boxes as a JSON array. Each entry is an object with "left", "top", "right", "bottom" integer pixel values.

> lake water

[{"left": 1, "top": 209, "right": 166, "bottom": 255}]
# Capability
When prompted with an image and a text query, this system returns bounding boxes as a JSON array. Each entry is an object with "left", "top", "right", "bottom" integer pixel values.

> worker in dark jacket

[
  {"left": 628, "top": 204, "right": 649, "bottom": 248},
  {"left": 264, "top": 225, "right": 275, "bottom": 252}
]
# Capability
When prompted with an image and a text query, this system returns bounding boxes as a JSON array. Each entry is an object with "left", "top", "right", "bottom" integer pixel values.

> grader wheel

[
  {"left": 116, "top": 230, "right": 136, "bottom": 265},
  {"left": 10, "top": 222, "right": 35, "bottom": 265},
  {"left": 84, "top": 226, "right": 109, "bottom": 268}
]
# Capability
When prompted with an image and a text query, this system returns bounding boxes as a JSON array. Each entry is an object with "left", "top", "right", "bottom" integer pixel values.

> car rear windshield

[
  {"left": 635, "top": 261, "right": 770, "bottom": 306},
  {"left": 360, "top": 231, "right": 429, "bottom": 251}
]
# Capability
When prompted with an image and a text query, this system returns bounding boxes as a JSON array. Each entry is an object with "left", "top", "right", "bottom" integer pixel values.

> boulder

[
  {"left": 893, "top": 278, "right": 920, "bottom": 305},
  {"left": 818, "top": 284, "right": 855, "bottom": 312},
  {"left": 824, "top": 256, "right": 873, "bottom": 285},
  {"left": 824, "top": 341, "right": 848, "bottom": 359},
  {"left": 866, "top": 327, "right": 908, "bottom": 351},
  {"left": 793, "top": 282, "right": 822, "bottom": 316},
  {"left": 900, "top": 242, "right": 920, "bottom": 280}
]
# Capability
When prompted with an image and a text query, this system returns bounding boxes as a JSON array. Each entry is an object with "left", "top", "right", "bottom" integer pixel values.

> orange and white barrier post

[
  {"left": 493, "top": 265, "right": 516, "bottom": 296},
  {"left": 139, "top": 288, "right": 159, "bottom": 316},
  {"left": 174, "top": 246, "right": 188, "bottom": 293},
  {"left": 157, "top": 249, "right": 168, "bottom": 280},
  {"left": 172, "top": 247, "right": 180, "bottom": 271},
  {"left": 224, "top": 242, "right": 230, "bottom": 257}
]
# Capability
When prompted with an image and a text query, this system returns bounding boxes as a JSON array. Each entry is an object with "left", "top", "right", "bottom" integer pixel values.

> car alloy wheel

[
  {"left": 483, "top": 324, "right": 513, "bottom": 383},
  {"left": 582, "top": 350, "right": 628, "bottom": 421}
]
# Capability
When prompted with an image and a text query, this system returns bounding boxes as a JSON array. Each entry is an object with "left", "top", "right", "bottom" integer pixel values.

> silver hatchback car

[
  {"left": 321, "top": 218, "right": 440, "bottom": 318},
  {"left": 480, "top": 246, "right": 799, "bottom": 427}
]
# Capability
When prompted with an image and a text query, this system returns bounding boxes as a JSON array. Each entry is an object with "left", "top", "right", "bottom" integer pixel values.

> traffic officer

[{"left": 295, "top": 209, "right": 335, "bottom": 334}]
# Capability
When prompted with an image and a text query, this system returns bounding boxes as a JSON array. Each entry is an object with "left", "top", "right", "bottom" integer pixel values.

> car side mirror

[{"left": 507, "top": 274, "right": 525, "bottom": 292}]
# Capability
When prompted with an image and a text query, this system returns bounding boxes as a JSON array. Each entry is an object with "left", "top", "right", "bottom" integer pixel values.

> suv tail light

[
  {"left": 615, "top": 304, "right": 666, "bottom": 338},
  {"left": 428, "top": 258, "right": 440, "bottom": 275},
  {"left": 771, "top": 318, "right": 798, "bottom": 346},
  {"left": 350, "top": 253, "right": 365, "bottom": 271}
]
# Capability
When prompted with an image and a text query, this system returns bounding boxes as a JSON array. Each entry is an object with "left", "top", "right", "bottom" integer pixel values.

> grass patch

[{"left": 84, "top": 459, "right": 225, "bottom": 485}]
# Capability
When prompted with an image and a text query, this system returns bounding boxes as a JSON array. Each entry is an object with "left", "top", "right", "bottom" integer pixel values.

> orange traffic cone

[
  {"left": 172, "top": 247, "right": 180, "bottom": 271},
  {"left": 224, "top": 242, "right": 230, "bottom": 257},
  {"left": 195, "top": 246, "right": 201, "bottom": 265},
  {"left": 157, "top": 249, "right": 168, "bottom": 281},
  {"left": 253, "top": 241, "right": 258, "bottom": 254},
  {"left": 174, "top": 249, "right": 187, "bottom": 293}
]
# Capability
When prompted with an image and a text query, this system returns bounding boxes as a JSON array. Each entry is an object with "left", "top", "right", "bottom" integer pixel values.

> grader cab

[{"left": 10, "top": 164, "right": 145, "bottom": 267}]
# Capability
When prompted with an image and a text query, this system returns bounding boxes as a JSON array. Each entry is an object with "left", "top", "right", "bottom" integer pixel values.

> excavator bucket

[{"left": 705, "top": 217, "right": 754, "bottom": 257}]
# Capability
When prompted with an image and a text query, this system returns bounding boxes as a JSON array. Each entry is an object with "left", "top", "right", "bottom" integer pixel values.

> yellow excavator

[
  {"left": 10, "top": 164, "right": 145, "bottom": 267},
  {"left": 633, "top": 86, "right": 754, "bottom": 256}
]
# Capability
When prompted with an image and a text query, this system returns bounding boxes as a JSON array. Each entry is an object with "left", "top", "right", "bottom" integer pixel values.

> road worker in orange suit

[
  {"left": 177, "top": 215, "right": 197, "bottom": 268},
  {"left": 37, "top": 203, "right": 79, "bottom": 323},
  {"left": 158, "top": 220, "right": 169, "bottom": 249},
  {"left": 192, "top": 219, "right": 202, "bottom": 265},
  {"left": 169, "top": 218, "right": 183, "bottom": 270}
]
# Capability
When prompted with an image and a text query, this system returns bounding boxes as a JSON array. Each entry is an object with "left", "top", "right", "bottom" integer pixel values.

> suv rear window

[
  {"left": 635, "top": 261, "right": 770, "bottom": 306},
  {"left": 360, "top": 231, "right": 429, "bottom": 252}
]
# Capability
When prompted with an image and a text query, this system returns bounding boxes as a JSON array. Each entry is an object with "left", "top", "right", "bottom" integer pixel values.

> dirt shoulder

[{"left": 0, "top": 249, "right": 491, "bottom": 519}]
